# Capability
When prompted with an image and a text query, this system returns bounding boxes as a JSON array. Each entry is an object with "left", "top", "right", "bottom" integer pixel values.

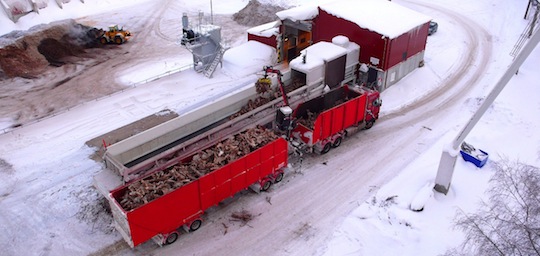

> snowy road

[
  {"left": 0, "top": 0, "right": 521, "bottom": 255},
  {"left": 136, "top": 1, "right": 498, "bottom": 256}
]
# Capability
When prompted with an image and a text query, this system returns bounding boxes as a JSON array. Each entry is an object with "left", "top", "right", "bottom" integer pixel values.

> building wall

[
  {"left": 247, "top": 33, "right": 277, "bottom": 48},
  {"left": 382, "top": 50, "right": 425, "bottom": 91},
  {"left": 385, "top": 23, "right": 429, "bottom": 70},
  {"left": 313, "top": 9, "right": 387, "bottom": 70},
  {"left": 313, "top": 8, "right": 429, "bottom": 72}
]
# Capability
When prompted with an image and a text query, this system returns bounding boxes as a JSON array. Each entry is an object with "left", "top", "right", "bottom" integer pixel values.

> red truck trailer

[
  {"left": 108, "top": 129, "right": 288, "bottom": 247},
  {"left": 283, "top": 85, "right": 381, "bottom": 154}
]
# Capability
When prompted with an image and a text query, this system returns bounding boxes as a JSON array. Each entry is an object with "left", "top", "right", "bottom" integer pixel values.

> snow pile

[{"left": 222, "top": 40, "right": 277, "bottom": 77}]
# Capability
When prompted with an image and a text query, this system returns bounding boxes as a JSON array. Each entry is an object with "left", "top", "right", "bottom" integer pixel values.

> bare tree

[{"left": 447, "top": 160, "right": 540, "bottom": 256}]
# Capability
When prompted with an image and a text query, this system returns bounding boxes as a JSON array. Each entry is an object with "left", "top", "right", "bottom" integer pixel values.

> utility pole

[
  {"left": 434, "top": 28, "right": 540, "bottom": 195},
  {"left": 210, "top": 0, "right": 214, "bottom": 24},
  {"left": 529, "top": 2, "right": 539, "bottom": 37},
  {"left": 525, "top": 0, "right": 532, "bottom": 19}
]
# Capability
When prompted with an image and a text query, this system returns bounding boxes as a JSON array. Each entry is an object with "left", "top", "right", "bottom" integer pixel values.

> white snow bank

[
  {"left": 117, "top": 58, "right": 193, "bottom": 85},
  {"left": 222, "top": 40, "right": 277, "bottom": 78}
]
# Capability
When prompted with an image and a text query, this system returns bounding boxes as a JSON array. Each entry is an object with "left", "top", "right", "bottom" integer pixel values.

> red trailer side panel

[
  {"left": 274, "top": 138, "right": 288, "bottom": 165},
  {"left": 124, "top": 181, "right": 202, "bottom": 246},
  {"left": 331, "top": 105, "right": 345, "bottom": 135},
  {"left": 356, "top": 94, "right": 367, "bottom": 124},
  {"left": 112, "top": 137, "right": 288, "bottom": 247},
  {"left": 344, "top": 98, "right": 359, "bottom": 128},
  {"left": 303, "top": 87, "right": 368, "bottom": 146},
  {"left": 214, "top": 165, "right": 233, "bottom": 201},
  {"left": 230, "top": 159, "right": 248, "bottom": 193}
]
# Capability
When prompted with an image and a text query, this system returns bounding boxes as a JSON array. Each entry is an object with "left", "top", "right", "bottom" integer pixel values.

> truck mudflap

[{"left": 109, "top": 136, "right": 288, "bottom": 247}]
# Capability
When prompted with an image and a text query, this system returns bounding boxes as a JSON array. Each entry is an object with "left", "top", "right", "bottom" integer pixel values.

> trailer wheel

[
  {"left": 165, "top": 232, "right": 179, "bottom": 245},
  {"left": 365, "top": 120, "right": 375, "bottom": 130},
  {"left": 261, "top": 180, "right": 272, "bottom": 191},
  {"left": 189, "top": 219, "right": 202, "bottom": 232},
  {"left": 274, "top": 172, "right": 284, "bottom": 183},
  {"left": 321, "top": 143, "right": 331, "bottom": 154},
  {"left": 332, "top": 137, "right": 342, "bottom": 148}
]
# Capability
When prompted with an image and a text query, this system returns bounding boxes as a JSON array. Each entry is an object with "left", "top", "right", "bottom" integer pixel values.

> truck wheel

[
  {"left": 165, "top": 232, "right": 179, "bottom": 245},
  {"left": 189, "top": 219, "right": 202, "bottom": 232},
  {"left": 332, "top": 137, "right": 342, "bottom": 148},
  {"left": 99, "top": 37, "right": 107, "bottom": 44},
  {"left": 321, "top": 143, "right": 331, "bottom": 154},
  {"left": 365, "top": 120, "right": 375, "bottom": 130},
  {"left": 115, "top": 36, "right": 123, "bottom": 44},
  {"left": 274, "top": 172, "right": 284, "bottom": 183},
  {"left": 261, "top": 180, "right": 272, "bottom": 191}
]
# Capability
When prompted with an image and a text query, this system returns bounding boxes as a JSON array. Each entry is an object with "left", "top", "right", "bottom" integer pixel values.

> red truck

[
  {"left": 95, "top": 38, "right": 382, "bottom": 248},
  {"left": 108, "top": 131, "right": 288, "bottom": 247},
  {"left": 279, "top": 85, "right": 381, "bottom": 154}
]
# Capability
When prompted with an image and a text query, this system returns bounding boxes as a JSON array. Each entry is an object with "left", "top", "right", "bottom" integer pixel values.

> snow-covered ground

[{"left": 0, "top": 0, "right": 539, "bottom": 255}]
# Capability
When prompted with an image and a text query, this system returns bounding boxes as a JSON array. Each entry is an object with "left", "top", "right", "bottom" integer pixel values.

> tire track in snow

[{"left": 378, "top": 1, "right": 493, "bottom": 131}]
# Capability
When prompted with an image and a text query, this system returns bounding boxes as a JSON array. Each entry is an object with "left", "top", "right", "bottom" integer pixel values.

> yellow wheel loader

[{"left": 99, "top": 25, "right": 132, "bottom": 45}]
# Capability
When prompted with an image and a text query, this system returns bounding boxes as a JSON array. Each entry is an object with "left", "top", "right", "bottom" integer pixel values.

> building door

[{"left": 367, "top": 67, "right": 378, "bottom": 88}]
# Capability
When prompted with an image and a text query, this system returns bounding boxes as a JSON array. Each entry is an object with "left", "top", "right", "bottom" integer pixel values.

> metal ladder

[{"left": 204, "top": 45, "right": 226, "bottom": 78}]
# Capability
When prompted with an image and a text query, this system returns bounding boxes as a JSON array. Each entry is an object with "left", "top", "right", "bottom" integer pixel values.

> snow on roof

[
  {"left": 276, "top": 4, "right": 318, "bottom": 22},
  {"left": 276, "top": 0, "right": 431, "bottom": 39},
  {"left": 304, "top": 41, "right": 347, "bottom": 61},
  {"left": 246, "top": 21, "right": 279, "bottom": 38},
  {"left": 319, "top": 0, "right": 432, "bottom": 39},
  {"left": 290, "top": 41, "right": 347, "bottom": 71}
]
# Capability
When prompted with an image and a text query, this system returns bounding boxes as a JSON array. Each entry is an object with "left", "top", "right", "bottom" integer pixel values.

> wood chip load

[
  {"left": 229, "top": 77, "right": 305, "bottom": 120},
  {"left": 296, "top": 97, "right": 349, "bottom": 129},
  {"left": 119, "top": 127, "right": 278, "bottom": 211},
  {"left": 297, "top": 110, "right": 318, "bottom": 129}
]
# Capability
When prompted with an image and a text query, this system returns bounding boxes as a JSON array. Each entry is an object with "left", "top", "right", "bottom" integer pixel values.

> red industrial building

[{"left": 247, "top": 0, "right": 432, "bottom": 91}]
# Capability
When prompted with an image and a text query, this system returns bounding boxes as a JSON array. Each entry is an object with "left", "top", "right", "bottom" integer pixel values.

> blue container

[{"left": 460, "top": 149, "right": 489, "bottom": 168}]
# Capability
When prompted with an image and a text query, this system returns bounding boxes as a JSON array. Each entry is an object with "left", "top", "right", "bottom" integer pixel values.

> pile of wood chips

[
  {"left": 118, "top": 127, "right": 278, "bottom": 211},
  {"left": 229, "top": 77, "right": 306, "bottom": 120},
  {"left": 297, "top": 110, "right": 319, "bottom": 129}
]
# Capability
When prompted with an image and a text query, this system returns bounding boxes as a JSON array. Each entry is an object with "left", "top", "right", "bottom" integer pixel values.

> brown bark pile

[
  {"left": 0, "top": 19, "right": 102, "bottom": 78},
  {"left": 119, "top": 127, "right": 279, "bottom": 211}
]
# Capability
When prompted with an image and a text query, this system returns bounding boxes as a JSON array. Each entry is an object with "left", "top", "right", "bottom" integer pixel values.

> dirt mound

[
  {"left": 233, "top": 0, "right": 286, "bottom": 27},
  {"left": 38, "top": 38, "right": 82, "bottom": 66},
  {"left": 0, "top": 19, "right": 102, "bottom": 78}
]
